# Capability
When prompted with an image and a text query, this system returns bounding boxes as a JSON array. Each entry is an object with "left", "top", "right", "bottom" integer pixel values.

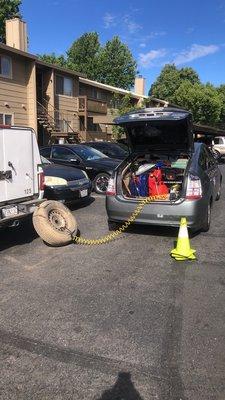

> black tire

[
  {"left": 32, "top": 200, "right": 77, "bottom": 246},
  {"left": 93, "top": 173, "right": 110, "bottom": 194},
  {"left": 216, "top": 180, "right": 222, "bottom": 201},
  {"left": 201, "top": 202, "right": 212, "bottom": 232},
  {"left": 212, "top": 148, "right": 221, "bottom": 161}
]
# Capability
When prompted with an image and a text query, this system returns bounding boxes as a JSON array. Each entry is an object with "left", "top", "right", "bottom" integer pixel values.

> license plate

[
  {"left": 2, "top": 206, "right": 18, "bottom": 218},
  {"left": 80, "top": 189, "right": 88, "bottom": 198}
]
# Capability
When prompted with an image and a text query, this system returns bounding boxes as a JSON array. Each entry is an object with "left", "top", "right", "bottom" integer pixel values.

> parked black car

[
  {"left": 85, "top": 141, "right": 129, "bottom": 160},
  {"left": 40, "top": 145, "right": 121, "bottom": 194},
  {"left": 41, "top": 157, "right": 92, "bottom": 202}
]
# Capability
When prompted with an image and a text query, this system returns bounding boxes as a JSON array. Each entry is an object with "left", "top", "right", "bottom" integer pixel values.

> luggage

[{"left": 148, "top": 168, "right": 169, "bottom": 197}]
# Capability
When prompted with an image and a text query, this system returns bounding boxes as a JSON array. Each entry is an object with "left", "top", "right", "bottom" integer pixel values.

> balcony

[
  {"left": 78, "top": 96, "right": 107, "bottom": 115},
  {"left": 79, "top": 130, "right": 112, "bottom": 142}
]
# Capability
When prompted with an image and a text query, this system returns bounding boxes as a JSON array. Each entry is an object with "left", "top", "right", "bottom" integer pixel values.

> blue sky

[{"left": 21, "top": 0, "right": 225, "bottom": 93}]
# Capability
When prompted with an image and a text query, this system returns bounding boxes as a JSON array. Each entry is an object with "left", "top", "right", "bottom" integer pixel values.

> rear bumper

[
  {"left": 106, "top": 195, "right": 207, "bottom": 229},
  {"left": 44, "top": 182, "right": 92, "bottom": 202},
  {"left": 0, "top": 198, "right": 44, "bottom": 226}
]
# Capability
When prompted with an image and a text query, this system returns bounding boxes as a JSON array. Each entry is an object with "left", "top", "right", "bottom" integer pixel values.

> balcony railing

[
  {"left": 79, "top": 130, "right": 111, "bottom": 141},
  {"left": 78, "top": 96, "right": 107, "bottom": 114}
]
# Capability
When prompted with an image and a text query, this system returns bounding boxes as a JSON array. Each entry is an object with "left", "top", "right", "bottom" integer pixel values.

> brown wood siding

[
  {"left": 0, "top": 52, "right": 29, "bottom": 126},
  {"left": 26, "top": 62, "right": 37, "bottom": 131},
  {"left": 55, "top": 94, "right": 79, "bottom": 132}
]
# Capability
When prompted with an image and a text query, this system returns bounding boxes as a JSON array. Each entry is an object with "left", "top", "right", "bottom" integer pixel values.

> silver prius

[{"left": 106, "top": 108, "right": 222, "bottom": 232}]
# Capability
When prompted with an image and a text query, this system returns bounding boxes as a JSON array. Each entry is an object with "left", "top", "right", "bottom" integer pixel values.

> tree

[
  {"left": 0, "top": 0, "right": 22, "bottom": 42},
  {"left": 111, "top": 94, "right": 144, "bottom": 139},
  {"left": 216, "top": 84, "right": 225, "bottom": 128},
  {"left": 173, "top": 81, "right": 223, "bottom": 125},
  {"left": 67, "top": 32, "right": 100, "bottom": 78},
  {"left": 97, "top": 36, "right": 137, "bottom": 90},
  {"left": 149, "top": 64, "right": 200, "bottom": 101},
  {"left": 37, "top": 53, "right": 66, "bottom": 68}
]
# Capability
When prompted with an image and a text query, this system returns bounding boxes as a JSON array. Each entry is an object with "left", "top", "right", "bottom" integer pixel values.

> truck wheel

[{"left": 33, "top": 201, "right": 77, "bottom": 246}]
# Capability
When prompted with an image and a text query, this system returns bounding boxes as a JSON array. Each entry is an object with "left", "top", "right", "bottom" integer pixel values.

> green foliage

[
  {"left": 216, "top": 84, "right": 225, "bottom": 128},
  {"left": 67, "top": 32, "right": 100, "bottom": 78},
  {"left": 37, "top": 53, "right": 66, "bottom": 68},
  {"left": 173, "top": 81, "right": 223, "bottom": 125},
  {"left": 149, "top": 64, "right": 224, "bottom": 126},
  {"left": 0, "top": 0, "right": 22, "bottom": 42},
  {"left": 39, "top": 33, "right": 137, "bottom": 90},
  {"left": 111, "top": 94, "right": 143, "bottom": 139},
  {"left": 96, "top": 36, "right": 137, "bottom": 90},
  {"left": 149, "top": 64, "right": 200, "bottom": 101}
]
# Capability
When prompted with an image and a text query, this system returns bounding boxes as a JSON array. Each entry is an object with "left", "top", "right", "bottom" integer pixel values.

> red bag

[{"left": 148, "top": 168, "right": 169, "bottom": 197}]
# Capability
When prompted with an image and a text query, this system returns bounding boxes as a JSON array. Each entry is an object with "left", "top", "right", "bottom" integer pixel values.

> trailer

[{"left": 0, "top": 126, "right": 44, "bottom": 228}]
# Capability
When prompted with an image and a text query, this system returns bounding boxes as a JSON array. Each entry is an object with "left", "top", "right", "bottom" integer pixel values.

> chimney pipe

[
  {"left": 134, "top": 75, "right": 146, "bottom": 96},
  {"left": 5, "top": 18, "right": 28, "bottom": 52}
]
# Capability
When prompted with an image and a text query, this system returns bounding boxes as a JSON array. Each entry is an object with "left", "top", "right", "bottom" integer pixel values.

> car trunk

[
  {"left": 114, "top": 109, "right": 193, "bottom": 203},
  {"left": 118, "top": 153, "right": 190, "bottom": 202}
]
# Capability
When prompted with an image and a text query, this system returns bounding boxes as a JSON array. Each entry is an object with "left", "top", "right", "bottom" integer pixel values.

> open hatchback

[{"left": 106, "top": 107, "right": 221, "bottom": 232}]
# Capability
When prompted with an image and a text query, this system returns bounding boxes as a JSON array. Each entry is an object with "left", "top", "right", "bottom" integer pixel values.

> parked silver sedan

[{"left": 106, "top": 108, "right": 222, "bottom": 232}]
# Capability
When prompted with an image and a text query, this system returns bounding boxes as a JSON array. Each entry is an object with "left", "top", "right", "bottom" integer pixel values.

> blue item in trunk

[
  {"left": 137, "top": 174, "right": 148, "bottom": 196},
  {"left": 129, "top": 176, "right": 139, "bottom": 196}
]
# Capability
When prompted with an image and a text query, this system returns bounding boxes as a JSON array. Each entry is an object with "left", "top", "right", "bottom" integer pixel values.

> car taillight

[
  {"left": 106, "top": 177, "right": 116, "bottom": 196},
  {"left": 38, "top": 168, "right": 45, "bottom": 191},
  {"left": 186, "top": 174, "right": 202, "bottom": 200}
]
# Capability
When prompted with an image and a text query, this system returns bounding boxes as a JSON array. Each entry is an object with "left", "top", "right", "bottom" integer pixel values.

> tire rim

[
  {"left": 48, "top": 210, "right": 67, "bottom": 231},
  {"left": 95, "top": 175, "right": 109, "bottom": 193}
]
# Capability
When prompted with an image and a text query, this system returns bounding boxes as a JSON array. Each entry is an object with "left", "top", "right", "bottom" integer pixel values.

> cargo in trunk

[{"left": 121, "top": 155, "right": 189, "bottom": 202}]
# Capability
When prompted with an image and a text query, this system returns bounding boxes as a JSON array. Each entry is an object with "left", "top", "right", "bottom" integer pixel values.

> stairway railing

[
  {"left": 41, "top": 98, "right": 79, "bottom": 141},
  {"left": 37, "top": 101, "right": 58, "bottom": 130}
]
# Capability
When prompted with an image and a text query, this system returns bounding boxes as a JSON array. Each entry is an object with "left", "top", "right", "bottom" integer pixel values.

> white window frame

[
  {"left": 0, "top": 113, "right": 14, "bottom": 125},
  {"left": 55, "top": 74, "right": 73, "bottom": 97},
  {"left": 0, "top": 55, "right": 12, "bottom": 79}
]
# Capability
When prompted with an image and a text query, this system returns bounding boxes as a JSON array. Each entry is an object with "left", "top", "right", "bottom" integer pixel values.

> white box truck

[{"left": 0, "top": 126, "right": 44, "bottom": 228}]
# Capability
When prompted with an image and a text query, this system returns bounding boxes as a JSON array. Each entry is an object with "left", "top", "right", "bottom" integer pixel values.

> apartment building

[{"left": 0, "top": 18, "right": 166, "bottom": 145}]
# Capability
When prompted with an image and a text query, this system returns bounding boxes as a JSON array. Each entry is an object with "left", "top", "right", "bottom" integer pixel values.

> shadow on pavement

[
  {"left": 0, "top": 217, "right": 38, "bottom": 252},
  {"left": 122, "top": 224, "right": 179, "bottom": 238},
  {"left": 96, "top": 372, "right": 144, "bottom": 400},
  {"left": 68, "top": 196, "right": 95, "bottom": 211}
]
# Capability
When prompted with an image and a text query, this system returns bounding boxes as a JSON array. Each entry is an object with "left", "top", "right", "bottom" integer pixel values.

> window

[
  {"left": 0, "top": 55, "right": 12, "bottom": 78},
  {"left": 97, "top": 90, "right": 107, "bottom": 101},
  {"left": 214, "top": 137, "right": 223, "bottom": 145},
  {"left": 0, "top": 113, "right": 13, "bottom": 125},
  {"left": 90, "top": 87, "right": 98, "bottom": 99},
  {"left": 56, "top": 75, "right": 73, "bottom": 96},
  {"left": 73, "top": 145, "right": 106, "bottom": 161},
  {"left": 40, "top": 147, "right": 51, "bottom": 158},
  {"left": 87, "top": 117, "right": 99, "bottom": 132},
  {"left": 64, "top": 78, "right": 73, "bottom": 96},
  {"left": 52, "top": 146, "right": 75, "bottom": 160}
]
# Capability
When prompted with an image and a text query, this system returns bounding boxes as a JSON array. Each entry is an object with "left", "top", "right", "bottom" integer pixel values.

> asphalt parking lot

[{"left": 0, "top": 166, "right": 225, "bottom": 400}]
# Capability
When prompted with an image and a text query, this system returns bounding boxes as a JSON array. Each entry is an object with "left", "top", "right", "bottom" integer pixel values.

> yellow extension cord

[{"left": 71, "top": 194, "right": 168, "bottom": 245}]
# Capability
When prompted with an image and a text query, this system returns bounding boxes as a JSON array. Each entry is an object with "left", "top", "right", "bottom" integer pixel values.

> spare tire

[{"left": 33, "top": 201, "right": 77, "bottom": 246}]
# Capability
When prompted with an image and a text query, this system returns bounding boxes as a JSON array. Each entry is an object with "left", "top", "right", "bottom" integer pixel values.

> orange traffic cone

[{"left": 171, "top": 217, "right": 196, "bottom": 261}]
